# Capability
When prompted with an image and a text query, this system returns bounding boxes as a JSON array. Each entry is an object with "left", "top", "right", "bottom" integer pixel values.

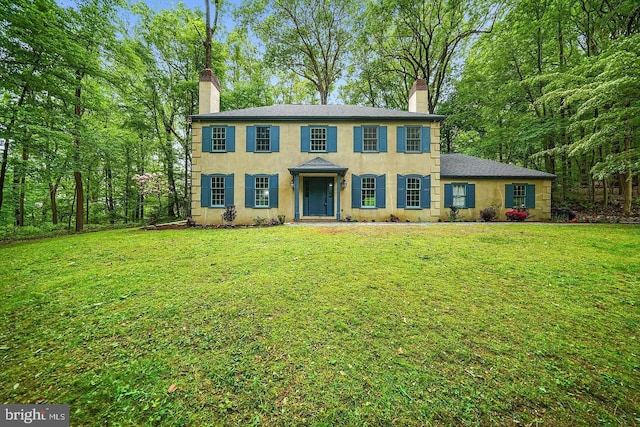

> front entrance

[{"left": 303, "top": 177, "right": 334, "bottom": 216}]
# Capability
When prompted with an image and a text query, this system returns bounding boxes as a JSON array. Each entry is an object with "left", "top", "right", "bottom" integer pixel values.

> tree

[{"left": 239, "top": 0, "right": 355, "bottom": 104}]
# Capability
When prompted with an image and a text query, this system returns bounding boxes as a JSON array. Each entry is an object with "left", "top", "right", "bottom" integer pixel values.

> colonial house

[{"left": 190, "top": 70, "right": 554, "bottom": 224}]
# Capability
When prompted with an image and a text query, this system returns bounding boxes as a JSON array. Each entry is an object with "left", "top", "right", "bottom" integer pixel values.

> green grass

[{"left": 1, "top": 224, "right": 639, "bottom": 426}]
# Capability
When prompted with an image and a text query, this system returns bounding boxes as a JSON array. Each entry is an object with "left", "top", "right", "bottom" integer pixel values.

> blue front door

[{"left": 303, "top": 177, "right": 334, "bottom": 216}]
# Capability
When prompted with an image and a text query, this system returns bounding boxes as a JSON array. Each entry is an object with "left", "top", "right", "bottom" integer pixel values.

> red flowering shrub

[{"left": 505, "top": 210, "right": 528, "bottom": 221}]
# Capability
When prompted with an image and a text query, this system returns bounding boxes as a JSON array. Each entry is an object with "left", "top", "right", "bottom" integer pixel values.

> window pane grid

[
  {"left": 453, "top": 184, "right": 466, "bottom": 208},
  {"left": 361, "top": 177, "right": 376, "bottom": 207},
  {"left": 406, "top": 127, "right": 421, "bottom": 152},
  {"left": 311, "top": 127, "right": 327, "bottom": 151},
  {"left": 363, "top": 126, "right": 378, "bottom": 151},
  {"left": 256, "top": 126, "right": 270, "bottom": 151},
  {"left": 255, "top": 177, "right": 269, "bottom": 207},
  {"left": 406, "top": 177, "right": 420, "bottom": 207},
  {"left": 211, "top": 176, "right": 225, "bottom": 206},
  {"left": 513, "top": 185, "right": 525, "bottom": 207},
  {"left": 211, "top": 127, "right": 226, "bottom": 151}
]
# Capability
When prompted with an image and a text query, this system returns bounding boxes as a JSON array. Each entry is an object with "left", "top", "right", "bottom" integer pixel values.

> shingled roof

[
  {"left": 191, "top": 104, "right": 445, "bottom": 123},
  {"left": 441, "top": 153, "right": 555, "bottom": 179},
  {"left": 288, "top": 157, "right": 348, "bottom": 174}
]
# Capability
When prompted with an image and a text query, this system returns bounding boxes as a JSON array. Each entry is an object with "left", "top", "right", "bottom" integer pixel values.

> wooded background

[{"left": 1, "top": 0, "right": 638, "bottom": 229}]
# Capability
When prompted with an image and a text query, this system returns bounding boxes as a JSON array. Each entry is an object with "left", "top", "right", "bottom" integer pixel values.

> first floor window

[
  {"left": 406, "top": 127, "right": 421, "bottom": 152},
  {"left": 211, "top": 126, "right": 226, "bottom": 151},
  {"left": 406, "top": 177, "right": 421, "bottom": 207},
  {"left": 311, "top": 127, "right": 327, "bottom": 151},
  {"left": 361, "top": 177, "right": 376, "bottom": 207},
  {"left": 513, "top": 184, "right": 526, "bottom": 207},
  {"left": 453, "top": 184, "right": 466, "bottom": 208},
  {"left": 211, "top": 176, "right": 225, "bottom": 207},
  {"left": 255, "top": 176, "right": 269, "bottom": 207},
  {"left": 256, "top": 126, "right": 270, "bottom": 152}
]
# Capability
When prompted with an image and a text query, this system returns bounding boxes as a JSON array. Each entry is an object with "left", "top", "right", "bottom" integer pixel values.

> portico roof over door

[{"left": 288, "top": 157, "right": 348, "bottom": 220}]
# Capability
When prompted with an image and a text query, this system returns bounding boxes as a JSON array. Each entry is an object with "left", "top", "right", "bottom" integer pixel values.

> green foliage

[{"left": 0, "top": 225, "right": 638, "bottom": 425}]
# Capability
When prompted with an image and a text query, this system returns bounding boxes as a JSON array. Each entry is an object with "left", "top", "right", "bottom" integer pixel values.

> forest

[{"left": 1, "top": 0, "right": 638, "bottom": 230}]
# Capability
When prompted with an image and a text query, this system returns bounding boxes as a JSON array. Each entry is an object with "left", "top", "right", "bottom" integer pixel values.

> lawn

[{"left": 0, "top": 224, "right": 639, "bottom": 426}]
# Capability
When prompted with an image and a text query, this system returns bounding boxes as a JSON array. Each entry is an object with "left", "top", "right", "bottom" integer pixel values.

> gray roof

[
  {"left": 288, "top": 157, "right": 348, "bottom": 174},
  {"left": 441, "top": 153, "right": 556, "bottom": 179},
  {"left": 192, "top": 104, "right": 446, "bottom": 122}
]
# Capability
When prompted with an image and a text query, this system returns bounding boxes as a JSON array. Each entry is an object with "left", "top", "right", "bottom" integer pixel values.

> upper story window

[
  {"left": 406, "top": 127, "right": 421, "bottom": 152},
  {"left": 211, "top": 127, "right": 226, "bottom": 151},
  {"left": 354, "top": 126, "right": 387, "bottom": 153},
  {"left": 247, "top": 125, "right": 279, "bottom": 152},
  {"left": 256, "top": 126, "right": 271, "bottom": 152},
  {"left": 301, "top": 126, "right": 337, "bottom": 152},
  {"left": 202, "top": 125, "right": 235, "bottom": 153},
  {"left": 397, "top": 126, "right": 430, "bottom": 153},
  {"left": 363, "top": 126, "right": 378, "bottom": 152},
  {"left": 311, "top": 127, "right": 327, "bottom": 152}
]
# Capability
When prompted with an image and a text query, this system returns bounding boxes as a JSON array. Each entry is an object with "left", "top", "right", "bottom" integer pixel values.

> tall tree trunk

[
  {"left": 105, "top": 164, "right": 115, "bottom": 224},
  {"left": 622, "top": 118, "right": 632, "bottom": 215},
  {"left": 49, "top": 180, "right": 60, "bottom": 224},
  {"left": 74, "top": 73, "right": 84, "bottom": 232}
]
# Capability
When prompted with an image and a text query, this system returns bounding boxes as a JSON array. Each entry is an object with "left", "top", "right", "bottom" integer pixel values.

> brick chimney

[
  {"left": 408, "top": 78, "right": 429, "bottom": 114},
  {"left": 199, "top": 69, "right": 220, "bottom": 114}
]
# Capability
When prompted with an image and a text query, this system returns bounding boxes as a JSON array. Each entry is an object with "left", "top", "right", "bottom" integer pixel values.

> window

[
  {"left": 352, "top": 174, "right": 386, "bottom": 208},
  {"left": 245, "top": 174, "right": 279, "bottom": 208},
  {"left": 200, "top": 174, "right": 234, "bottom": 207},
  {"left": 255, "top": 176, "right": 269, "bottom": 207},
  {"left": 211, "top": 176, "right": 225, "bottom": 207},
  {"left": 255, "top": 126, "right": 270, "bottom": 152},
  {"left": 311, "top": 127, "right": 327, "bottom": 152},
  {"left": 211, "top": 127, "right": 226, "bottom": 151},
  {"left": 361, "top": 177, "right": 376, "bottom": 207},
  {"left": 406, "top": 177, "right": 421, "bottom": 207},
  {"left": 301, "top": 126, "right": 337, "bottom": 152},
  {"left": 444, "top": 183, "right": 475, "bottom": 209},
  {"left": 396, "top": 126, "right": 430, "bottom": 153},
  {"left": 506, "top": 183, "right": 535, "bottom": 208},
  {"left": 453, "top": 184, "right": 466, "bottom": 208},
  {"left": 397, "top": 174, "right": 430, "bottom": 209},
  {"left": 363, "top": 126, "right": 378, "bottom": 152},
  {"left": 202, "top": 125, "right": 235, "bottom": 152},
  {"left": 513, "top": 184, "right": 526, "bottom": 207},
  {"left": 406, "top": 127, "right": 421, "bottom": 152}
]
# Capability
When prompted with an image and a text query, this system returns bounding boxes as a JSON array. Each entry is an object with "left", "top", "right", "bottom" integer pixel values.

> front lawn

[{"left": 0, "top": 224, "right": 638, "bottom": 426}]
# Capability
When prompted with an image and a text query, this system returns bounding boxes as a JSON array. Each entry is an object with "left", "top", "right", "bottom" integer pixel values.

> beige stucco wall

[
  {"left": 439, "top": 178, "right": 553, "bottom": 221},
  {"left": 191, "top": 120, "right": 442, "bottom": 224}
]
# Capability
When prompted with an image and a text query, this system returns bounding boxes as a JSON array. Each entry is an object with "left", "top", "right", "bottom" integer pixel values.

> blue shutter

[
  {"left": 301, "top": 126, "right": 310, "bottom": 152},
  {"left": 224, "top": 174, "right": 234, "bottom": 206},
  {"left": 505, "top": 184, "right": 514, "bottom": 208},
  {"left": 353, "top": 126, "right": 363, "bottom": 152},
  {"left": 421, "top": 126, "right": 431, "bottom": 153},
  {"left": 202, "top": 126, "right": 212, "bottom": 152},
  {"left": 526, "top": 184, "right": 535, "bottom": 208},
  {"left": 466, "top": 184, "right": 475, "bottom": 208},
  {"left": 246, "top": 126, "right": 256, "bottom": 152},
  {"left": 397, "top": 174, "right": 406, "bottom": 208},
  {"left": 200, "top": 174, "right": 211, "bottom": 207},
  {"left": 351, "top": 175, "right": 361, "bottom": 208},
  {"left": 327, "top": 126, "right": 338, "bottom": 152},
  {"left": 444, "top": 183, "right": 453, "bottom": 207},
  {"left": 226, "top": 126, "right": 235, "bottom": 152},
  {"left": 376, "top": 174, "right": 386, "bottom": 208},
  {"left": 271, "top": 126, "right": 280, "bottom": 152},
  {"left": 245, "top": 174, "right": 254, "bottom": 208},
  {"left": 397, "top": 126, "right": 406, "bottom": 152},
  {"left": 269, "top": 174, "right": 279, "bottom": 208},
  {"left": 421, "top": 175, "right": 431, "bottom": 208},
  {"left": 379, "top": 126, "right": 388, "bottom": 152}
]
